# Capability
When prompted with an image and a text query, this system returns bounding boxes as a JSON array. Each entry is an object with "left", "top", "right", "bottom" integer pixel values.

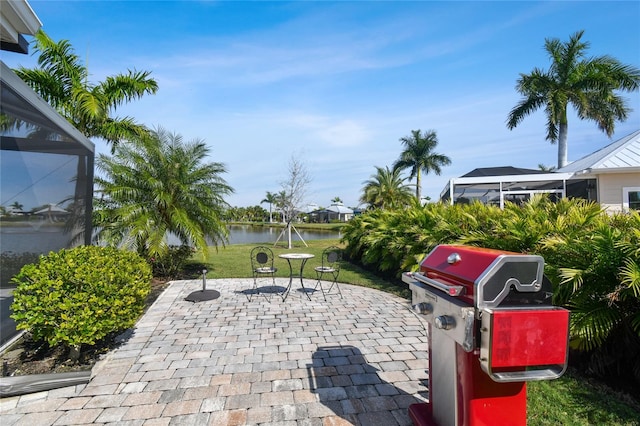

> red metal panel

[
  {"left": 421, "top": 245, "right": 504, "bottom": 285},
  {"left": 458, "top": 347, "right": 527, "bottom": 426},
  {"left": 490, "top": 309, "right": 570, "bottom": 368},
  {"left": 409, "top": 403, "right": 435, "bottom": 426},
  {"left": 420, "top": 245, "right": 514, "bottom": 303}
]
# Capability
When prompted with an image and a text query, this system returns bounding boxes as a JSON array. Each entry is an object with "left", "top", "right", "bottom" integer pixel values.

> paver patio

[{"left": 0, "top": 278, "right": 430, "bottom": 425}]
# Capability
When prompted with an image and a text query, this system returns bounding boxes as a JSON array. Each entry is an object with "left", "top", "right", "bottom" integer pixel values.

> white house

[
  {"left": 440, "top": 130, "right": 639, "bottom": 212},
  {"left": 556, "top": 129, "right": 639, "bottom": 212},
  {"left": 307, "top": 202, "right": 354, "bottom": 222}
]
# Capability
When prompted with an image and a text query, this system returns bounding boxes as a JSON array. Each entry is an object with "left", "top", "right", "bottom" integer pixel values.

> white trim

[
  {"left": 448, "top": 172, "right": 574, "bottom": 186},
  {"left": 579, "top": 167, "right": 640, "bottom": 175},
  {"left": 0, "top": 0, "right": 41, "bottom": 44},
  {"left": 622, "top": 187, "right": 640, "bottom": 212}
]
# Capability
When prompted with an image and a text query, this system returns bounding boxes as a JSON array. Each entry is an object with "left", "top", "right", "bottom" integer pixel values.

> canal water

[
  {"left": 224, "top": 224, "right": 341, "bottom": 245},
  {"left": 0, "top": 224, "right": 342, "bottom": 254}
]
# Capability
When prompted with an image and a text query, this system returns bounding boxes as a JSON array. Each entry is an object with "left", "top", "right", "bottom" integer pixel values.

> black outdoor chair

[
  {"left": 250, "top": 245, "right": 278, "bottom": 300},
  {"left": 314, "top": 246, "right": 342, "bottom": 300}
]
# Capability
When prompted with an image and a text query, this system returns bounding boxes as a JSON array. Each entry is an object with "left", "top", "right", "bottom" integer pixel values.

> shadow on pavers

[{"left": 308, "top": 345, "right": 428, "bottom": 425}]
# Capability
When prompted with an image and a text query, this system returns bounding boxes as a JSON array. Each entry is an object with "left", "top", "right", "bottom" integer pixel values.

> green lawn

[
  {"left": 528, "top": 369, "right": 640, "bottom": 425},
  {"left": 194, "top": 238, "right": 640, "bottom": 424},
  {"left": 199, "top": 238, "right": 409, "bottom": 298}
]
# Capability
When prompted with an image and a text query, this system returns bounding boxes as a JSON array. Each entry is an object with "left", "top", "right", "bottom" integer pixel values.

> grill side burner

[{"left": 403, "top": 244, "right": 569, "bottom": 426}]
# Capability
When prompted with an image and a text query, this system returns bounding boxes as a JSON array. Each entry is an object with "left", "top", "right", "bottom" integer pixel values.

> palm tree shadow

[{"left": 307, "top": 345, "right": 429, "bottom": 425}]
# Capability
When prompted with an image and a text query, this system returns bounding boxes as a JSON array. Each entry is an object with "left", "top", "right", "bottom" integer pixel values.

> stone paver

[{"left": 0, "top": 278, "right": 429, "bottom": 425}]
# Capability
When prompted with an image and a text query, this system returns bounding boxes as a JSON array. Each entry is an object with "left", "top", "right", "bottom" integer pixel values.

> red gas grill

[{"left": 402, "top": 245, "right": 570, "bottom": 426}]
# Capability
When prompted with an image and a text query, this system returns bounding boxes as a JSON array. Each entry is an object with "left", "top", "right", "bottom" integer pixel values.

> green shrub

[
  {"left": 10, "top": 245, "right": 151, "bottom": 359},
  {"left": 148, "top": 245, "right": 195, "bottom": 278},
  {"left": 342, "top": 197, "right": 640, "bottom": 389}
]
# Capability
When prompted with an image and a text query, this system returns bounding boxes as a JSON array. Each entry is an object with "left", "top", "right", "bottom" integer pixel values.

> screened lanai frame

[
  {"left": 1, "top": 61, "right": 95, "bottom": 286},
  {"left": 440, "top": 172, "right": 598, "bottom": 208}
]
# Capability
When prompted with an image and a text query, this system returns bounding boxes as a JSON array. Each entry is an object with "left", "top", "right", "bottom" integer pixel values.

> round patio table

[{"left": 278, "top": 253, "right": 314, "bottom": 301}]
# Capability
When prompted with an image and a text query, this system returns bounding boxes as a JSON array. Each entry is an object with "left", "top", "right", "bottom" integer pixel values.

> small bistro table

[{"left": 278, "top": 253, "right": 314, "bottom": 301}]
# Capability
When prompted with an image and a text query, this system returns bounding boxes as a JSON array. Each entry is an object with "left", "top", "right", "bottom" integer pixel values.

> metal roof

[
  {"left": 557, "top": 129, "right": 640, "bottom": 174},
  {"left": 461, "top": 166, "right": 547, "bottom": 178},
  {"left": 326, "top": 203, "right": 353, "bottom": 214},
  {"left": 0, "top": 0, "right": 41, "bottom": 54}
]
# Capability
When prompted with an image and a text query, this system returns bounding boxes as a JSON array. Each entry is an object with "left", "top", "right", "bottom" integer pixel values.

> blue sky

[{"left": 3, "top": 0, "right": 639, "bottom": 208}]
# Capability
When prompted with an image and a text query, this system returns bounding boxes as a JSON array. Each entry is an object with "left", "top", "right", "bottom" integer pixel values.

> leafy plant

[
  {"left": 10, "top": 246, "right": 151, "bottom": 361},
  {"left": 341, "top": 197, "right": 640, "bottom": 390},
  {"left": 549, "top": 213, "right": 640, "bottom": 387},
  {"left": 13, "top": 29, "right": 158, "bottom": 149},
  {"left": 94, "top": 127, "right": 233, "bottom": 259},
  {"left": 148, "top": 245, "right": 195, "bottom": 278}
]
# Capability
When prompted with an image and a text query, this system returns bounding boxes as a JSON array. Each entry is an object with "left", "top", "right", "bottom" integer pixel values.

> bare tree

[{"left": 276, "top": 155, "right": 311, "bottom": 249}]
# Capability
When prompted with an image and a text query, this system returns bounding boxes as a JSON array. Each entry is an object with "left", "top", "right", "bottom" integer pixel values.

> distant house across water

[{"left": 307, "top": 202, "right": 354, "bottom": 223}]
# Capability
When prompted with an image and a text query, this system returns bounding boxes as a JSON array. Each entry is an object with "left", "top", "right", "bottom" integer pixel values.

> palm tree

[
  {"left": 507, "top": 30, "right": 640, "bottom": 169},
  {"left": 360, "top": 166, "right": 413, "bottom": 210},
  {"left": 261, "top": 191, "right": 278, "bottom": 223},
  {"left": 332, "top": 197, "right": 343, "bottom": 204},
  {"left": 94, "top": 127, "right": 234, "bottom": 258},
  {"left": 393, "top": 129, "right": 451, "bottom": 201},
  {"left": 275, "top": 190, "right": 288, "bottom": 223},
  {"left": 13, "top": 30, "right": 158, "bottom": 149}
]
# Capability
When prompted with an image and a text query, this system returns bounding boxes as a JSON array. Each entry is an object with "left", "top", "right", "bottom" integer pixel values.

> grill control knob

[
  {"left": 434, "top": 315, "right": 455, "bottom": 330},
  {"left": 411, "top": 302, "right": 433, "bottom": 315}
]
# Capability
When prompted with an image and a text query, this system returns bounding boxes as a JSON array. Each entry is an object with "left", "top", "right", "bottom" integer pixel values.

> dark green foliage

[
  {"left": 10, "top": 246, "right": 151, "bottom": 354},
  {"left": 342, "top": 201, "right": 501, "bottom": 274},
  {"left": 392, "top": 129, "right": 451, "bottom": 201},
  {"left": 359, "top": 166, "right": 414, "bottom": 210},
  {"left": 148, "top": 245, "right": 196, "bottom": 278},
  {"left": 13, "top": 30, "right": 158, "bottom": 148},
  {"left": 342, "top": 196, "right": 640, "bottom": 388},
  {"left": 94, "top": 127, "right": 233, "bottom": 259},
  {"left": 545, "top": 212, "right": 640, "bottom": 388}
]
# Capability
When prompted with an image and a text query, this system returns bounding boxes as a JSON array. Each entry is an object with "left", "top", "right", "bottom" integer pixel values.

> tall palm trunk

[
  {"left": 416, "top": 169, "right": 422, "bottom": 201},
  {"left": 558, "top": 122, "right": 569, "bottom": 168}
]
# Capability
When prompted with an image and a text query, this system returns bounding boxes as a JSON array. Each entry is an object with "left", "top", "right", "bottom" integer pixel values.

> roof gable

[{"left": 557, "top": 130, "right": 640, "bottom": 173}]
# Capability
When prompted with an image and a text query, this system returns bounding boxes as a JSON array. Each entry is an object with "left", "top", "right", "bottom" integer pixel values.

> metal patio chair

[
  {"left": 314, "top": 246, "right": 343, "bottom": 300},
  {"left": 250, "top": 246, "right": 278, "bottom": 300}
]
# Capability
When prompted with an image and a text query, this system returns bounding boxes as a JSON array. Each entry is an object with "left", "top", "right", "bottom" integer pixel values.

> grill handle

[
  {"left": 412, "top": 272, "right": 465, "bottom": 297},
  {"left": 486, "top": 366, "right": 567, "bottom": 383}
]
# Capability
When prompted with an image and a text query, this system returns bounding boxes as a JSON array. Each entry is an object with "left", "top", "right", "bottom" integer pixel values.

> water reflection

[{"left": 223, "top": 224, "right": 341, "bottom": 245}]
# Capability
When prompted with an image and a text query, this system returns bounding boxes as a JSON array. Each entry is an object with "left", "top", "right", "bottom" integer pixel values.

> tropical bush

[
  {"left": 10, "top": 245, "right": 151, "bottom": 361},
  {"left": 148, "top": 244, "right": 195, "bottom": 278},
  {"left": 342, "top": 201, "right": 501, "bottom": 274},
  {"left": 341, "top": 197, "right": 640, "bottom": 389},
  {"left": 542, "top": 211, "right": 640, "bottom": 388},
  {"left": 94, "top": 127, "right": 234, "bottom": 260}
]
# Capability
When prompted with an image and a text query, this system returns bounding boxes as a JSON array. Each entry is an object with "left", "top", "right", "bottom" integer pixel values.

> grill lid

[{"left": 419, "top": 245, "right": 549, "bottom": 309}]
